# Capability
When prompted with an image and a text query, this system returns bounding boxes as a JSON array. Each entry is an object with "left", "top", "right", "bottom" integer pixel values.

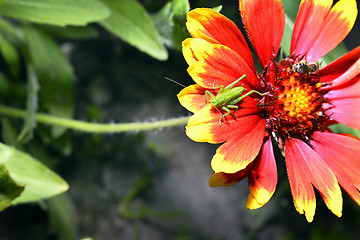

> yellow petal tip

[{"left": 246, "top": 187, "right": 273, "bottom": 209}]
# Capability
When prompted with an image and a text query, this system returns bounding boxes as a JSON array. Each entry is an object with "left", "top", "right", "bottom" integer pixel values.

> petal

[
  {"left": 322, "top": 58, "right": 360, "bottom": 89},
  {"left": 247, "top": 138, "right": 277, "bottom": 209},
  {"left": 311, "top": 131, "right": 360, "bottom": 205},
  {"left": 239, "top": 0, "right": 285, "bottom": 67},
  {"left": 211, "top": 118, "right": 265, "bottom": 174},
  {"left": 291, "top": 0, "right": 333, "bottom": 58},
  {"left": 183, "top": 38, "right": 259, "bottom": 90},
  {"left": 178, "top": 84, "right": 207, "bottom": 113},
  {"left": 325, "top": 76, "right": 360, "bottom": 99},
  {"left": 285, "top": 138, "right": 343, "bottom": 222},
  {"left": 186, "top": 103, "right": 262, "bottom": 144},
  {"left": 291, "top": 0, "right": 358, "bottom": 62},
  {"left": 285, "top": 139, "right": 316, "bottom": 222},
  {"left": 323, "top": 97, "right": 360, "bottom": 130},
  {"left": 182, "top": 38, "right": 197, "bottom": 66},
  {"left": 186, "top": 8, "right": 255, "bottom": 70},
  {"left": 209, "top": 163, "right": 253, "bottom": 187},
  {"left": 320, "top": 45, "right": 360, "bottom": 84}
]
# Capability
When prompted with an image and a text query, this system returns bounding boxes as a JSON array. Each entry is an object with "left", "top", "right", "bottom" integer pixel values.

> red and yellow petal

[
  {"left": 209, "top": 163, "right": 253, "bottom": 187},
  {"left": 239, "top": 0, "right": 285, "bottom": 67},
  {"left": 320, "top": 49, "right": 360, "bottom": 130},
  {"left": 291, "top": 0, "right": 332, "bottom": 59},
  {"left": 211, "top": 118, "right": 265, "bottom": 174},
  {"left": 182, "top": 38, "right": 259, "bottom": 90},
  {"left": 323, "top": 57, "right": 360, "bottom": 129},
  {"left": 291, "top": 0, "right": 358, "bottom": 62},
  {"left": 311, "top": 132, "right": 360, "bottom": 205},
  {"left": 322, "top": 58, "right": 360, "bottom": 90},
  {"left": 285, "top": 138, "right": 342, "bottom": 222},
  {"left": 320, "top": 45, "right": 360, "bottom": 84},
  {"left": 186, "top": 103, "right": 262, "bottom": 144},
  {"left": 247, "top": 138, "right": 277, "bottom": 209},
  {"left": 177, "top": 84, "right": 207, "bottom": 113},
  {"left": 186, "top": 8, "right": 255, "bottom": 70},
  {"left": 182, "top": 38, "right": 197, "bottom": 66}
]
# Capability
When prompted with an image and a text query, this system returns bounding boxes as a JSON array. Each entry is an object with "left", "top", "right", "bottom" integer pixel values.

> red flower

[{"left": 178, "top": 0, "right": 360, "bottom": 222}]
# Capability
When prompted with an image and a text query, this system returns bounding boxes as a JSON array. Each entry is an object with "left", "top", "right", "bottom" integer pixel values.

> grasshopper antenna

[{"left": 165, "top": 77, "right": 187, "bottom": 89}]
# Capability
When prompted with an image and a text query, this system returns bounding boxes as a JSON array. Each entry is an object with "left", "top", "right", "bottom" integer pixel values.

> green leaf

[
  {"left": 18, "top": 65, "right": 39, "bottom": 142},
  {"left": 100, "top": 0, "right": 168, "bottom": 61},
  {"left": 329, "top": 124, "right": 360, "bottom": 139},
  {"left": 280, "top": 0, "right": 300, "bottom": 57},
  {"left": 0, "top": 33, "right": 20, "bottom": 77},
  {"left": 0, "top": 143, "right": 68, "bottom": 204},
  {"left": 321, "top": 43, "right": 348, "bottom": 65},
  {"left": 152, "top": 0, "right": 190, "bottom": 51},
  {"left": 38, "top": 25, "right": 99, "bottom": 40},
  {"left": 172, "top": 0, "right": 190, "bottom": 23},
  {"left": 0, "top": 17, "right": 24, "bottom": 45},
  {"left": 280, "top": 14, "right": 294, "bottom": 57},
  {"left": 0, "top": 0, "right": 110, "bottom": 26},
  {"left": 23, "top": 24, "right": 74, "bottom": 137},
  {"left": 212, "top": 5, "right": 223, "bottom": 12},
  {"left": 47, "top": 194, "right": 77, "bottom": 240},
  {"left": 1, "top": 118, "right": 23, "bottom": 149},
  {"left": 281, "top": 0, "right": 300, "bottom": 21},
  {"left": 0, "top": 164, "right": 24, "bottom": 211}
]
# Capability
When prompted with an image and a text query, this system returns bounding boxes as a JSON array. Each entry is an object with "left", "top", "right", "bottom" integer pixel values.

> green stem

[{"left": 0, "top": 105, "right": 189, "bottom": 134}]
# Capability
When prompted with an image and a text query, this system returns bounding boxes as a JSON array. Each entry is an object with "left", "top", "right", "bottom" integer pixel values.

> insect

[
  {"left": 206, "top": 74, "right": 266, "bottom": 125},
  {"left": 292, "top": 60, "right": 319, "bottom": 74}
]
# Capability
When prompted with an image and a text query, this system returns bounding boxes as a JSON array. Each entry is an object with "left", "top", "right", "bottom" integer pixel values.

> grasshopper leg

[
  {"left": 218, "top": 105, "right": 239, "bottom": 125},
  {"left": 219, "top": 107, "right": 231, "bottom": 125},
  {"left": 205, "top": 90, "right": 215, "bottom": 104},
  {"left": 227, "top": 104, "right": 239, "bottom": 119}
]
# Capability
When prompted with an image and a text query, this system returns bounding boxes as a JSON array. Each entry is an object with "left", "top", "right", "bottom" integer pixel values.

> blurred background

[{"left": 0, "top": 0, "right": 359, "bottom": 239}]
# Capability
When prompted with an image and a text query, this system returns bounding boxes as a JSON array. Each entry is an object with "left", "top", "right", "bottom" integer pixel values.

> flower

[{"left": 177, "top": 0, "right": 360, "bottom": 222}]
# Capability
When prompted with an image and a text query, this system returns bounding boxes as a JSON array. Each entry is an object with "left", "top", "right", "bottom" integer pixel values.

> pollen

[{"left": 279, "top": 76, "right": 317, "bottom": 119}]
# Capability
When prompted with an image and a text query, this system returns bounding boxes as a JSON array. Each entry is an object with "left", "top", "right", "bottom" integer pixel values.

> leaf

[
  {"left": 280, "top": 0, "right": 300, "bottom": 57},
  {"left": 18, "top": 65, "right": 39, "bottom": 142},
  {"left": 329, "top": 124, "right": 360, "bottom": 139},
  {"left": 280, "top": 14, "right": 294, "bottom": 57},
  {"left": 100, "top": 0, "right": 168, "bottom": 61},
  {"left": 172, "top": 0, "right": 190, "bottom": 24},
  {"left": 320, "top": 43, "right": 348, "bottom": 65},
  {"left": 47, "top": 194, "right": 77, "bottom": 240},
  {"left": 1, "top": 118, "right": 23, "bottom": 149},
  {"left": 281, "top": 0, "right": 299, "bottom": 20},
  {"left": 38, "top": 25, "right": 99, "bottom": 40},
  {"left": 23, "top": 24, "right": 74, "bottom": 137},
  {"left": 0, "top": 143, "right": 68, "bottom": 204},
  {"left": 212, "top": 5, "right": 223, "bottom": 12},
  {"left": 0, "top": 17, "right": 24, "bottom": 45},
  {"left": 0, "top": 0, "right": 110, "bottom": 26},
  {"left": 0, "top": 33, "right": 20, "bottom": 77},
  {"left": 0, "top": 164, "right": 24, "bottom": 211},
  {"left": 152, "top": 0, "right": 190, "bottom": 51}
]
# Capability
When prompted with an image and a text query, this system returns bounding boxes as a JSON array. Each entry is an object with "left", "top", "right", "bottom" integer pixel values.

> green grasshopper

[{"left": 206, "top": 74, "right": 265, "bottom": 125}]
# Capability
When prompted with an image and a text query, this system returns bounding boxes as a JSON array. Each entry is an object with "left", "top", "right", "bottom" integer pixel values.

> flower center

[
  {"left": 259, "top": 57, "right": 329, "bottom": 143},
  {"left": 278, "top": 75, "right": 319, "bottom": 120}
]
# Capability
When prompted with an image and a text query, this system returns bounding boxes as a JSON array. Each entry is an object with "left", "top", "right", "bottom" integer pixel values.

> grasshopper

[{"left": 206, "top": 74, "right": 265, "bottom": 125}]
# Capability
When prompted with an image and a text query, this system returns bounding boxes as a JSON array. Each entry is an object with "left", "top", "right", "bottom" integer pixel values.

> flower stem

[{"left": 0, "top": 105, "right": 189, "bottom": 134}]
